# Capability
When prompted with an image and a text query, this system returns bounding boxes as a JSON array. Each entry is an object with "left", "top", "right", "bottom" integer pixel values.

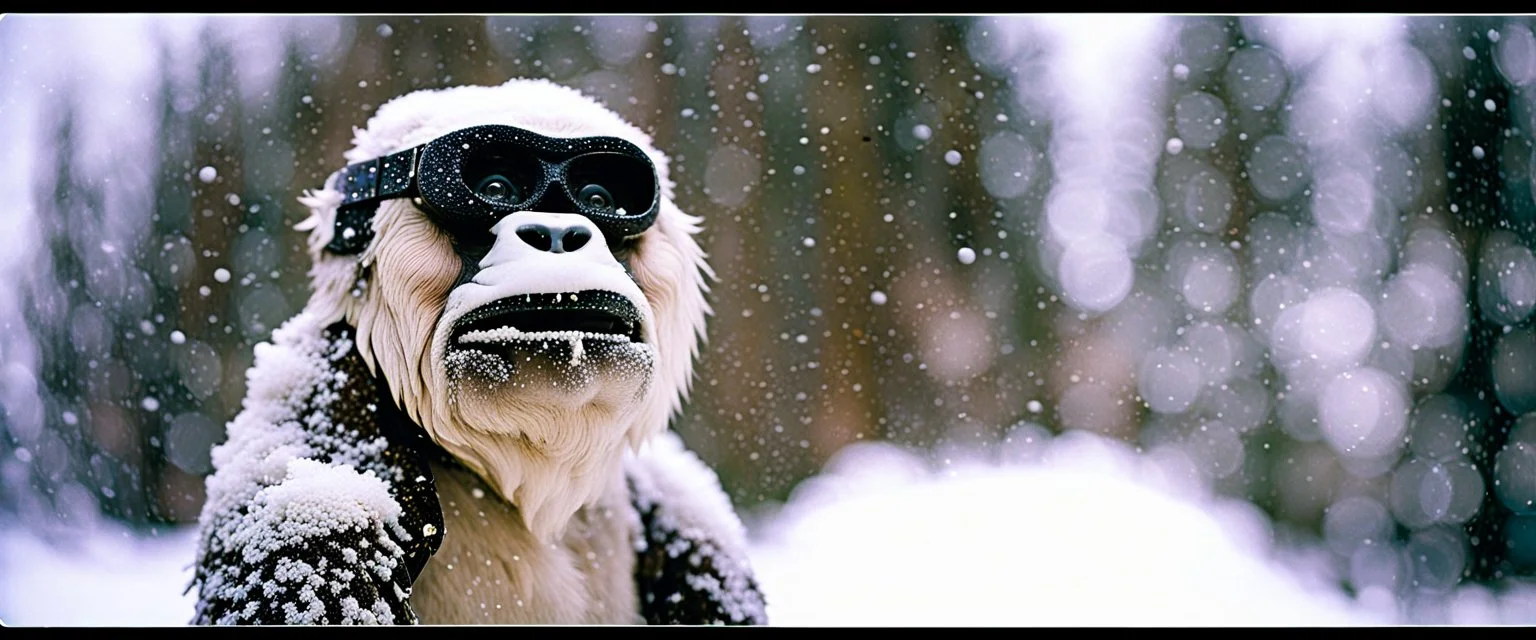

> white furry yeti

[{"left": 188, "top": 78, "right": 767, "bottom": 625}]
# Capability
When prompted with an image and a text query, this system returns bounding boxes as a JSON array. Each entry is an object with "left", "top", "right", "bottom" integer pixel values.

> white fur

[
  {"left": 293, "top": 78, "right": 713, "bottom": 542},
  {"left": 410, "top": 456, "right": 640, "bottom": 624}
]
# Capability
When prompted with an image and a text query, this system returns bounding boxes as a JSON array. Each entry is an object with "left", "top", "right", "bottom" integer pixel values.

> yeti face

[
  {"left": 352, "top": 123, "right": 670, "bottom": 422},
  {"left": 436, "top": 210, "right": 658, "bottom": 419},
  {"left": 296, "top": 80, "right": 711, "bottom": 539}
]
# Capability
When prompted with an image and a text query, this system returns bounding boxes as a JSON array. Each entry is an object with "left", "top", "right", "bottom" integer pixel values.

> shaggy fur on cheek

[
  {"left": 347, "top": 200, "right": 461, "bottom": 432},
  {"left": 622, "top": 200, "right": 714, "bottom": 451}
]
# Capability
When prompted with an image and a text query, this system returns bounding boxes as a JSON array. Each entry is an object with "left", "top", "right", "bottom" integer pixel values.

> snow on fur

[
  {"left": 234, "top": 459, "right": 400, "bottom": 565},
  {"left": 627, "top": 430, "right": 765, "bottom": 624},
  {"left": 190, "top": 312, "right": 412, "bottom": 624}
]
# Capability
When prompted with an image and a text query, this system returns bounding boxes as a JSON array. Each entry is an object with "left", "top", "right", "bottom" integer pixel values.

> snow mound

[
  {"left": 0, "top": 524, "right": 200, "bottom": 626},
  {"left": 747, "top": 429, "right": 1388, "bottom": 626}
]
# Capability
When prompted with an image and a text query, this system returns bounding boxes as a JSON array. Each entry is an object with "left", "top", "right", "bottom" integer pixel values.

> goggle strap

[
  {"left": 337, "top": 147, "right": 419, "bottom": 206},
  {"left": 326, "top": 201, "right": 378, "bottom": 255},
  {"left": 376, "top": 147, "right": 419, "bottom": 201},
  {"left": 326, "top": 147, "right": 420, "bottom": 255}
]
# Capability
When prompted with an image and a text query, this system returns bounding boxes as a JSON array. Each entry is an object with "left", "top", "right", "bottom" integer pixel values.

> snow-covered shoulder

[
  {"left": 190, "top": 312, "right": 419, "bottom": 625},
  {"left": 626, "top": 430, "right": 749, "bottom": 554},
  {"left": 198, "top": 312, "right": 352, "bottom": 526},
  {"left": 624, "top": 430, "right": 767, "bottom": 625}
]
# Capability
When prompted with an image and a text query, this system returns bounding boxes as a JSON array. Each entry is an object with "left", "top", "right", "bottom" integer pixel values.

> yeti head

[{"left": 294, "top": 79, "right": 711, "bottom": 540}]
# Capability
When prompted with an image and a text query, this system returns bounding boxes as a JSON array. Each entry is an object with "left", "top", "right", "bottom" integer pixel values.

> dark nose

[{"left": 515, "top": 223, "right": 592, "bottom": 254}]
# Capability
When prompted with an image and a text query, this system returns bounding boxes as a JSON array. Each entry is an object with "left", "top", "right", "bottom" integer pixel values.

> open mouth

[{"left": 450, "top": 289, "right": 644, "bottom": 347}]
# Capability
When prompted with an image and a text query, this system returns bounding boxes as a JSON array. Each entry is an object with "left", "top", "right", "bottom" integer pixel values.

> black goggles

[{"left": 325, "top": 124, "right": 661, "bottom": 254}]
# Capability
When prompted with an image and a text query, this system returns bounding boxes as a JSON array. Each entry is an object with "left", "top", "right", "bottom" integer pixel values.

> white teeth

[
  {"left": 457, "top": 327, "right": 633, "bottom": 366},
  {"left": 457, "top": 327, "right": 631, "bottom": 344}
]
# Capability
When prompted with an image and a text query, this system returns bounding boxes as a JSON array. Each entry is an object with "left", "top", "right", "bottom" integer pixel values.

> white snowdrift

[
  {"left": 748, "top": 429, "right": 1384, "bottom": 626},
  {"left": 0, "top": 523, "right": 200, "bottom": 626}
]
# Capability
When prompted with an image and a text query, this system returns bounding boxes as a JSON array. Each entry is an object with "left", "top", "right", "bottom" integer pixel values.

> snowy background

[{"left": 4, "top": 14, "right": 1536, "bottom": 626}]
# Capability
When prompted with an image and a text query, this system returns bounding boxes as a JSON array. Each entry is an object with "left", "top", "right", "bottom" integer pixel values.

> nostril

[
  {"left": 561, "top": 227, "right": 592, "bottom": 253},
  {"left": 514, "top": 223, "right": 592, "bottom": 253},
  {"left": 516, "top": 225, "right": 554, "bottom": 252}
]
